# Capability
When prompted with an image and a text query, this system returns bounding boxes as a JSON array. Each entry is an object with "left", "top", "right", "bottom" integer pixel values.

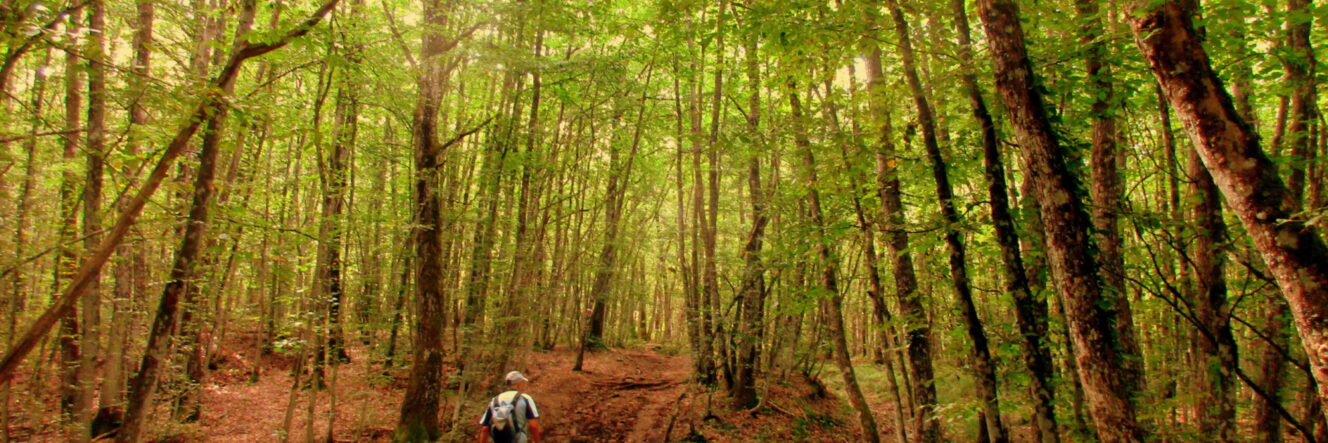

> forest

[{"left": 0, "top": 0, "right": 1326, "bottom": 441}]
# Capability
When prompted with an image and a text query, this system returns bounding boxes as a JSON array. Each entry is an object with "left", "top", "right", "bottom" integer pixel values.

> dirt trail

[
  {"left": 517, "top": 347, "right": 692, "bottom": 442},
  {"left": 185, "top": 341, "right": 692, "bottom": 442}
]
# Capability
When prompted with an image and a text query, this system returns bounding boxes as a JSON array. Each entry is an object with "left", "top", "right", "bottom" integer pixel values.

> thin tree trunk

[
  {"left": 5, "top": 44, "right": 52, "bottom": 443},
  {"left": 864, "top": 43, "right": 939, "bottom": 443},
  {"left": 117, "top": 3, "right": 263, "bottom": 440},
  {"left": 93, "top": 0, "right": 153, "bottom": 434},
  {"left": 1187, "top": 144, "right": 1238, "bottom": 440},
  {"left": 977, "top": 0, "right": 1147, "bottom": 440},
  {"left": 584, "top": 63, "right": 654, "bottom": 349},
  {"left": 885, "top": 2, "right": 1007, "bottom": 440},
  {"left": 789, "top": 85, "right": 880, "bottom": 443},
  {"left": 56, "top": 6, "right": 85, "bottom": 421},
  {"left": 0, "top": 0, "right": 337, "bottom": 390},
  {"left": 731, "top": 33, "right": 767, "bottom": 409},
  {"left": 950, "top": 1, "right": 1057, "bottom": 441},
  {"left": 73, "top": 0, "right": 108, "bottom": 437}
]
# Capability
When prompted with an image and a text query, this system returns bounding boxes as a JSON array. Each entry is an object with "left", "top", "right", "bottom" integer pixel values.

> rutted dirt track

[{"left": 521, "top": 347, "right": 691, "bottom": 442}]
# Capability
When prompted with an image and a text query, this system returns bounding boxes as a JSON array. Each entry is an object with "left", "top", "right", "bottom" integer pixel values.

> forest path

[
  {"left": 520, "top": 346, "right": 692, "bottom": 442},
  {"left": 192, "top": 338, "right": 691, "bottom": 442}
]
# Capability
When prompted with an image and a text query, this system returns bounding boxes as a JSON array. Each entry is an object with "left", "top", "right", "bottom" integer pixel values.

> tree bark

[
  {"left": 584, "top": 65, "right": 653, "bottom": 349},
  {"left": 790, "top": 85, "right": 880, "bottom": 443},
  {"left": 56, "top": 6, "right": 84, "bottom": 420},
  {"left": 117, "top": 2, "right": 261, "bottom": 440},
  {"left": 885, "top": 2, "right": 1007, "bottom": 440},
  {"left": 951, "top": 1, "right": 1057, "bottom": 441},
  {"left": 1188, "top": 145, "right": 1238, "bottom": 440},
  {"left": 1076, "top": 0, "right": 1143, "bottom": 397},
  {"left": 394, "top": 0, "right": 454, "bottom": 438},
  {"left": 731, "top": 33, "right": 766, "bottom": 409},
  {"left": 93, "top": 0, "right": 153, "bottom": 433},
  {"left": 865, "top": 44, "right": 939, "bottom": 443},
  {"left": 73, "top": 0, "right": 108, "bottom": 436},
  {"left": 0, "top": 0, "right": 336, "bottom": 398},
  {"left": 1131, "top": 0, "right": 1328, "bottom": 426},
  {"left": 977, "top": 0, "right": 1147, "bottom": 440}
]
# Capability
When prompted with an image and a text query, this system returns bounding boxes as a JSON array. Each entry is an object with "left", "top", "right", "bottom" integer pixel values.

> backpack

[{"left": 488, "top": 390, "right": 524, "bottom": 441}]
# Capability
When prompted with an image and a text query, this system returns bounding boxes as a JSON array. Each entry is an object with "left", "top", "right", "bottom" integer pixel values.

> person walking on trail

[{"left": 479, "top": 371, "right": 542, "bottom": 443}]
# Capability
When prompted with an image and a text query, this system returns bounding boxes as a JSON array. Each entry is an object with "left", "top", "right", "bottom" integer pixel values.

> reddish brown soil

[{"left": 10, "top": 336, "right": 861, "bottom": 442}]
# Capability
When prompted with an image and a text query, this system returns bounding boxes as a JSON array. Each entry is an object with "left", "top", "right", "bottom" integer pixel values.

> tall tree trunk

[
  {"left": 0, "top": 0, "right": 336, "bottom": 390},
  {"left": 885, "top": 2, "right": 1007, "bottom": 440},
  {"left": 977, "top": 0, "right": 1147, "bottom": 440},
  {"left": 951, "top": 1, "right": 1057, "bottom": 441},
  {"left": 865, "top": 44, "right": 939, "bottom": 443},
  {"left": 1188, "top": 145, "right": 1238, "bottom": 440},
  {"left": 1131, "top": 0, "right": 1328, "bottom": 426},
  {"left": 789, "top": 85, "right": 880, "bottom": 443},
  {"left": 93, "top": 0, "right": 153, "bottom": 433},
  {"left": 583, "top": 64, "right": 652, "bottom": 350},
  {"left": 56, "top": 6, "right": 84, "bottom": 421},
  {"left": 703, "top": 1, "right": 726, "bottom": 390},
  {"left": 731, "top": 33, "right": 767, "bottom": 409},
  {"left": 1283, "top": 0, "right": 1317, "bottom": 206},
  {"left": 1076, "top": 0, "right": 1143, "bottom": 397},
  {"left": 687, "top": 32, "right": 714, "bottom": 386},
  {"left": 317, "top": 46, "right": 359, "bottom": 367},
  {"left": 394, "top": 0, "right": 453, "bottom": 438},
  {"left": 1251, "top": 83, "right": 1294, "bottom": 443},
  {"left": 5, "top": 44, "right": 52, "bottom": 443},
  {"left": 73, "top": 0, "right": 108, "bottom": 436}
]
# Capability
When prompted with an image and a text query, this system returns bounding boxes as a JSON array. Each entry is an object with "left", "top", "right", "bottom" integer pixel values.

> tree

[
  {"left": 976, "top": 0, "right": 1147, "bottom": 440},
  {"left": 885, "top": 1, "right": 1006, "bottom": 439},
  {"left": 950, "top": 0, "right": 1057, "bottom": 440},
  {"left": 789, "top": 83, "right": 880, "bottom": 443},
  {"left": 1131, "top": 0, "right": 1328, "bottom": 426},
  {"left": 864, "top": 40, "right": 940, "bottom": 443}
]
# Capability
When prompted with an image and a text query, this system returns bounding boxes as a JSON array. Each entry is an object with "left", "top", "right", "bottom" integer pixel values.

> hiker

[{"left": 478, "top": 371, "right": 542, "bottom": 443}]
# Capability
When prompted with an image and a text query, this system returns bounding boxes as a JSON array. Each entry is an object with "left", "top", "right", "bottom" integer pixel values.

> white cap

[{"left": 505, "top": 371, "right": 529, "bottom": 383}]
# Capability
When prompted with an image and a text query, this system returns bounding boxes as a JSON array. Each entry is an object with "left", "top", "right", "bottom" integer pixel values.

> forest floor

[
  {"left": 12, "top": 332, "right": 864, "bottom": 442},
  {"left": 193, "top": 341, "right": 864, "bottom": 442}
]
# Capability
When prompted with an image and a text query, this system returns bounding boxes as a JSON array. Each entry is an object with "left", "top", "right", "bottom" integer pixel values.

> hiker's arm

[
  {"left": 528, "top": 419, "right": 542, "bottom": 443},
  {"left": 478, "top": 426, "right": 490, "bottom": 443}
]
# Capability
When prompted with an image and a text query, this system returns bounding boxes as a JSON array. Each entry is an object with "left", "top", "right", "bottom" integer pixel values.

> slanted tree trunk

[
  {"left": 789, "top": 85, "right": 880, "bottom": 443},
  {"left": 1131, "top": 0, "right": 1328, "bottom": 425},
  {"left": 977, "top": 0, "right": 1147, "bottom": 440},
  {"left": 864, "top": 43, "right": 939, "bottom": 443},
  {"left": 116, "top": 3, "right": 264, "bottom": 441},
  {"left": 950, "top": 1, "right": 1057, "bottom": 441},
  {"left": 885, "top": 2, "right": 1006, "bottom": 440}
]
